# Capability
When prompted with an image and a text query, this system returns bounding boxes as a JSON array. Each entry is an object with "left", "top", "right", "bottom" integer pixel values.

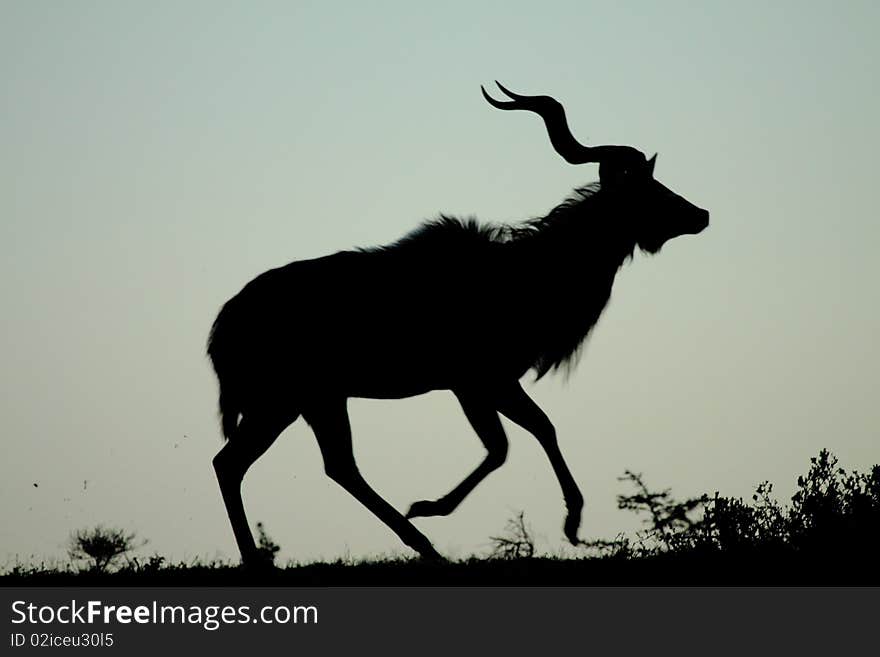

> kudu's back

[{"left": 208, "top": 217, "right": 540, "bottom": 428}]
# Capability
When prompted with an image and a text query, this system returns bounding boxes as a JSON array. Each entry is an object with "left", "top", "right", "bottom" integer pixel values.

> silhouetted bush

[
  {"left": 255, "top": 521, "right": 281, "bottom": 565},
  {"left": 67, "top": 526, "right": 144, "bottom": 573},
  {"left": 489, "top": 511, "right": 535, "bottom": 559},
  {"left": 614, "top": 449, "right": 879, "bottom": 560},
  {"left": 122, "top": 554, "right": 166, "bottom": 575}
]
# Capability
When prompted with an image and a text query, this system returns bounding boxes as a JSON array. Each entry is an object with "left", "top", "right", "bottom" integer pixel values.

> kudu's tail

[{"left": 207, "top": 300, "right": 244, "bottom": 440}]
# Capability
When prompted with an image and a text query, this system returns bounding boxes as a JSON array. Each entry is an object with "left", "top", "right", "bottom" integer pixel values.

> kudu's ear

[{"left": 647, "top": 153, "right": 657, "bottom": 175}]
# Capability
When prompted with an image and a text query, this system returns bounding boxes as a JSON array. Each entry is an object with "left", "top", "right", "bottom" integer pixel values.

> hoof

[
  {"left": 241, "top": 553, "right": 277, "bottom": 571},
  {"left": 564, "top": 512, "right": 586, "bottom": 547},
  {"left": 406, "top": 500, "right": 439, "bottom": 519}
]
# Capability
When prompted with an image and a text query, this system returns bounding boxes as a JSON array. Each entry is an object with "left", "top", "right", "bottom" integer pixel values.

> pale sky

[{"left": 1, "top": 1, "right": 877, "bottom": 565}]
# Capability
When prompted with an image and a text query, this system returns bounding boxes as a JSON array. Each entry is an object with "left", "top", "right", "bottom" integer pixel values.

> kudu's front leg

[
  {"left": 497, "top": 383, "right": 585, "bottom": 546},
  {"left": 406, "top": 391, "right": 509, "bottom": 519}
]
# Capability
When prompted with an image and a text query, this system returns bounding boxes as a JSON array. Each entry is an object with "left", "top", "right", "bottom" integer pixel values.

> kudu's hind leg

[
  {"left": 304, "top": 400, "right": 442, "bottom": 560},
  {"left": 213, "top": 411, "right": 294, "bottom": 566},
  {"left": 406, "top": 391, "right": 509, "bottom": 519},
  {"left": 497, "top": 383, "right": 585, "bottom": 546}
]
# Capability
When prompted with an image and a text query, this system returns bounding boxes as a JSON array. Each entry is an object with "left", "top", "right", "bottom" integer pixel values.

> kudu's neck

[
  {"left": 520, "top": 186, "right": 637, "bottom": 278},
  {"left": 508, "top": 186, "right": 639, "bottom": 378}
]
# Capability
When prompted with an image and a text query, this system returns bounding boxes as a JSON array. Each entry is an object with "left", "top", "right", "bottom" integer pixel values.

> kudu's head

[{"left": 482, "top": 82, "right": 709, "bottom": 254}]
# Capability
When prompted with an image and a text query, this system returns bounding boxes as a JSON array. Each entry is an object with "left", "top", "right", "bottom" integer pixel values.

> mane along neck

[{"left": 511, "top": 184, "right": 638, "bottom": 378}]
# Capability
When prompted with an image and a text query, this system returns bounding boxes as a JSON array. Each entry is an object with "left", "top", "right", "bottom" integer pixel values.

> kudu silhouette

[{"left": 208, "top": 82, "right": 709, "bottom": 564}]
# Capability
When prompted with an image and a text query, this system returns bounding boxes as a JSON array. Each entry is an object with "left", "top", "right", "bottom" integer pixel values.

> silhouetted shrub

[
  {"left": 68, "top": 526, "right": 144, "bottom": 573},
  {"left": 615, "top": 449, "right": 879, "bottom": 559},
  {"left": 122, "top": 554, "right": 166, "bottom": 575},
  {"left": 255, "top": 522, "right": 281, "bottom": 565},
  {"left": 489, "top": 511, "right": 536, "bottom": 559},
  {"left": 614, "top": 470, "right": 705, "bottom": 555}
]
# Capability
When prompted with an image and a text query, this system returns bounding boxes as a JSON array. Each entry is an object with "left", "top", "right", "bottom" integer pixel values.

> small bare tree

[{"left": 489, "top": 511, "right": 536, "bottom": 559}]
